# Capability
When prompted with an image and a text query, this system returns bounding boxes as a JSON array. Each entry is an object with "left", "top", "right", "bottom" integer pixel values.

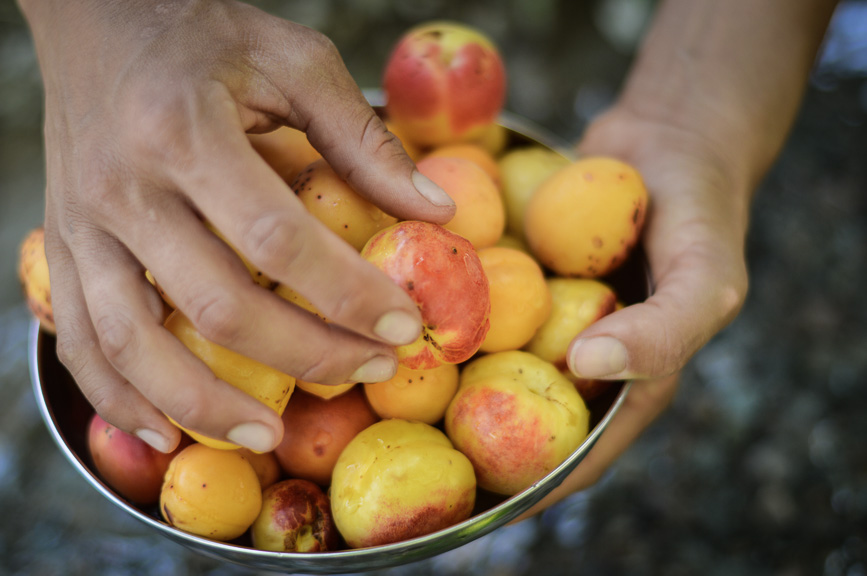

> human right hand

[{"left": 20, "top": 0, "right": 455, "bottom": 454}]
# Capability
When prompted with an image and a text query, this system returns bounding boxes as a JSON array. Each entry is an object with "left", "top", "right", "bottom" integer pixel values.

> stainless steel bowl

[{"left": 28, "top": 108, "right": 650, "bottom": 574}]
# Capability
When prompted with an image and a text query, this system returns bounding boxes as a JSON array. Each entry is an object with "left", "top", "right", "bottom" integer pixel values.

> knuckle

[
  {"left": 244, "top": 212, "right": 305, "bottom": 277},
  {"left": 296, "top": 350, "right": 337, "bottom": 385},
  {"left": 165, "top": 391, "right": 209, "bottom": 433},
  {"left": 186, "top": 290, "right": 247, "bottom": 345},
  {"left": 93, "top": 310, "right": 139, "bottom": 370},
  {"left": 55, "top": 330, "right": 91, "bottom": 375}
]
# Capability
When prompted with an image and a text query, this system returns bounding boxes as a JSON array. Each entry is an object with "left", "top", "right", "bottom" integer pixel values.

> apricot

[
  {"left": 273, "top": 386, "right": 379, "bottom": 486},
  {"left": 361, "top": 221, "right": 491, "bottom": 369},
  {"left": 238, "top": 448, "right": 282, "bottom": 490},
  {"left": 363, "top": 363, "right": 459, "bottom": 424},
  {"left": 248, "top": 126, "right": 321, "bottom": 185},
  {"left": 477, "top": 246, "right": 551, "bottom": 353},
  {"left": 498, "top": 145, "right": 571, "bottom": 239},
  {"left": 331, "top": 419, "right": 476, "bottom": 548},
  {"left": 524, "top": 278, "right": 617, "bottom": 370},
  {"left": 164, "top": 310, "right": 296, "bottom": 450},
  {"left": 251, "top": 479, "right": 339, "bottom": 552},
  {"left": 525, "top": 156, "right": 648, "bottom": 277},
  {"left": 292, "top": 159, "right": 399, "bottom": 251},
  {"left": 295, "top": 380, "right": 356, "bottom": 400},
  {"left": 17, "top": 227, "right": 55, "bottom": 333},
  {"left": 416, "top": 156, "right": 504, "bottom": 249},
  {"left": 274, "top": 283, "right": 327, "bottom": 322},
  {"left": 383, "top": 21, "right": 506, "bottom": 148},
  {"left": 424, "top": 143, "right": 501, "bottom": 188},
  {"left": 206, "top": 222, "right": 276, "bottom": 289},
  {"left": 87, "top": 413, "right": 190, "bottom": 506},
  {"left": 385, "top": 119, "right": 423, "bottom": 162},
  {"left": 160, "top": 443, "right": 262, "bottom": 541},
  {"left": 446, "top": 350, "right": 589, "bottom": 495}
]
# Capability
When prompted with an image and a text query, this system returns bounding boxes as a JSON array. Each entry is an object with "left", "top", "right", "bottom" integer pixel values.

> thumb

[{"left": 568, "top": 251, "right": 747, "bottom": 380}]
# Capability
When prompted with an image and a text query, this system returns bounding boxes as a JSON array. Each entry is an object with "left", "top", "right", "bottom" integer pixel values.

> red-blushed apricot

[
  {"left": 17, "top": 227, "right": 55, "bottom": 333},
  {"left": 251, "top": 479, "right": 339, "bottom": 552},
  {"left": 416, "top": 156, "right": 505, "bottom": 249},
  {"left": 424, "top": 142, "right": 501, "bottom": 188},
  {"left": 445, "top": 350, "right": 589, "bottom": 495},
  {"left": 248, "top": 126, "right": 322, "bottom": 186},
  {"left": 163, "top": 310, "right": 296, "bottom": 450},
  {"left": 477, "top": 246, "right": 552, "bottom": 353},
  {"left": 87, "top": 413, "right": 191, "bottom": 505},
  {"left": 292, "top": 159, "right": 399, "bottom": 251},
  {"left": 330, "top": 419, "right": 476, "bottom": 548},
  {"left": 363, "top": 363, "right": 459, "bottom": 424},
  {"left": 273, "top": 386, "right": 379, "bottom": 486},
  {"left": 361, "top": 221, "right": 491, "bottom": 369},
  {"left": 525, "top": 156, "right": 648, "bottom": 277},
  {"left": 383, "top": 21, "right": 506, "bottom": 148},
  {"left": 160, "top": 443, "right": 262, "bottom": 541}
]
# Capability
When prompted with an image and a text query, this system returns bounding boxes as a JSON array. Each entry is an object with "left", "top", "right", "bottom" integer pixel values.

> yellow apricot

[
  {"left": 498, "top": 145, "right": 571, "bottom": 239},
  {"left": 295, "top": 381, "right": 356, "bottom": 400},
  {"left": 164, "top": 311, "right": 296, "bottom": 449},
  {"left": 525, "top": 156, "right": 647, "bottom": 277},
  {"left": 160, "top": 444, "right": 262, "bottom": 541},
  {"left": 248, "top": 126, "right": 322, "bottom": 186},
  {"left": 292, "top": 159, "right": 398, "bottom": 251},
  {"left": 18, "top": 227, "right": 55, "bottom": 333},
  {"left": 477, "top": 246, "right": 551, "bottom": 353},
  {"left": 363, "top": 363, "right": 459, "bottom": 424},
  {"left": 524, "top": 278, "right": 617, "bottom": 367}
]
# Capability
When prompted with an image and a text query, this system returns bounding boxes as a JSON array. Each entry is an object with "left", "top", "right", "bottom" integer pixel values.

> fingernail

[
  {"left": 135, "top": 428, "right": 172, "bottom": 454},
  {"left": 412, "top": 170, "right": 454, "bottom": 207},
  {"left": 350, "top": 355, "right": 397, "bottom": 383},
  {"left": 227, "top": 422, "right": 276, "bottom": 453},
  {"left": 374, "top": 309, "right": 421, "bottom": 345},
  {"left": 569, "top": 336, "right": 628, "bottom": 378}
]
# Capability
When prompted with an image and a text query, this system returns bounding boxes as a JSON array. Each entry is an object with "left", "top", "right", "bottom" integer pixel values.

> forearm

[{"left": 617, "top": 0, "right": 838, "bottom": 192}]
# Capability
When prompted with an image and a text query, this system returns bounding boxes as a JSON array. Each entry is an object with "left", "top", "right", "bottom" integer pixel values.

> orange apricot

[
  {"left": 477, "top": 246, "right": 551, "bottom": 353},
  {"left": 416, "top": 156, "right": 504, "bottom": 249},
  {"left": 363, "top": 363, "right": 459, "bottom": 424}
]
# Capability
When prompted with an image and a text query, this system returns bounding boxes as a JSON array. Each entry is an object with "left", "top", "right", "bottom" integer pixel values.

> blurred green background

[{"left": 2, "top": 1, "right": 866, "bottom": 574}]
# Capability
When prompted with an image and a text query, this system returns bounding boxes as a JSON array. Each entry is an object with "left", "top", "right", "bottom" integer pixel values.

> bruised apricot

[{"left": 525, "top": 157, "right": 647, "bottom": 277}]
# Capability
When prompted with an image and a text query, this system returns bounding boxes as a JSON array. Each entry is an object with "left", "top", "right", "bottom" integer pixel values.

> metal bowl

[{"left": 28, "top": 109, "right": 651, "bottom": 574}]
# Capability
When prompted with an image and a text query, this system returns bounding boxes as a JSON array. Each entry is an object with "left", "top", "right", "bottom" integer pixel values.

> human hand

[
  {"left": 21, "top": 0, "right": 455, "bottom": 454},
  {"left": 516, "top": 106, "right": 750, "bottom": 518}
]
